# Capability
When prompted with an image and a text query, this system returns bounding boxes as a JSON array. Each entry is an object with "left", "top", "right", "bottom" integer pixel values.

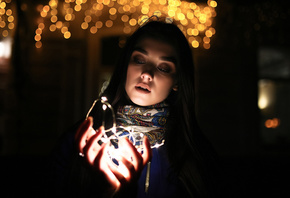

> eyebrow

[{"left": 133, "top": 47, "right": 177, "bottom": 64}]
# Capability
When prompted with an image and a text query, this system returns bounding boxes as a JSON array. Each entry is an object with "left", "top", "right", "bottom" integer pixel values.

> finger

[
  {"left": 119, "top": 137, "right": 143, "bottom": 172},
  {"left": 118, "top": 156, "right": 136, "bottom": 180},
  {"left": 75, "top": 117, "right": 93, "bottom": 153},
  {"left": 83, "top": 127, "right": 104, "bottom": 164},
  {"left": 108, "top": 158, "right": 128, "bottom": 188},
  {"left": 142, "top": 136, "right": 152, "bottom": 166},
  {"left": 75, "top": 117, "right": 92, "bottom": 141},
  {"left": 96, "top": 143, "right": 120, "bottom": 190}
]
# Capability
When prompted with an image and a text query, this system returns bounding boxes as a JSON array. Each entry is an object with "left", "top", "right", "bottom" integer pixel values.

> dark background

[{"left": 0, "top": 0, "right": 290, "bottom": 197}]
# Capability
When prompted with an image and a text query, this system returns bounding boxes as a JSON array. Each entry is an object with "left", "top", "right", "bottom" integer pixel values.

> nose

[
  {"left": 141, "top": 72, "right": 153, "bottom": 81},
  {"left": 141, "top": 64, "right": 154, "bottom": 81}
]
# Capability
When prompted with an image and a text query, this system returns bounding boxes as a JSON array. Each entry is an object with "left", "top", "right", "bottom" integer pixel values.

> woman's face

[{"left": 125, "top": 38, "right": 177, "bottom": 106}]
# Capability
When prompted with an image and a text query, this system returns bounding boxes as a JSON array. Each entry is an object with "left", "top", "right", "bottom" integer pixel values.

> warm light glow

[
  {"left": 121, "top": 14, "right": 129, "bottom": 22},
  {"left": 192, "top": 28, "right": 199, "bottom": 36},
  {"left": 56, "top": 21, "right": 63, "bottom": 28},
  {"left": 123, "top": 26, "right": 132, "bottom": 34},
  {"left": 203, "top": 43, "right": 210, "bottom": 49},
  {"left": 51, "top": 15, "right": 58, "bottom": 23},
  {"left": 203, "top": 36, "right": 210, "bottom": 44},
  {"left": 90, "top": 26, "right": 98, "bottom": 34},
  {"left": 38, "top": 23, "right": 45, "bottom": 30},
  {"left": 258, "top": 96, "right": 268, "bottom": 110},
  {"left": 109, "top": 7, "right": 117, "bottom": 15},
  {"left": 2, "top": 30, "right": 8, "bottom": 37},
  {"left": 7, "top": 22, "right": 14, "bottom": 29},
  {"left": 0, "top": 21, "right": 6, "bottom": 28},
  {"left": 81, "top": 22, "right": 89, "bottom": 29},
  {"left": 129, "top": 18, "right": 137, "bottom": 26},
  {"left": 64, "top": 31, "right": 71, "bottom": 39},
  {"left": 35, "top": 0, "right": 216, "bottom": 49},
  {"left": 265, "top": 118, "right": 280, "bottom": 129},
  {"left": 258, "top": 79, "right": 275, "bottom": 110},
  {"left": 105, "top": 20, "right": 113, "bottom": 27},
  {"left": 0, "top": 37, "right": 12, "bottom": 58},
  {"left": 50, "top": 24, "right": 57, "bottom": 31},
  {"left": 74, "top": 4, "right": 82, "bottom": 12},
  {"left": 34, "top": 34, "right": 41, "bottom": 41},
  {"left": 191, "top": 40, "right": 199, "bottom": 48},
  {"left": 43, "top": 5, "right": 50, "bottom": 13},
  {"left": 35, "top": 41, "right": 42, "bottom": 48},
  {"left": 0, "top": 0, "right": 15, "bottom": 38},
  {"left": 205, "top": 30, "right": 213, "bottom": 37},
  {"left": 60, "top": 26, "right": 67, "bottom": 33},
  {"left": 208, "top": 0, "right": 217, "bottom": 8},
  {"left": 96, "top": 21, "right": 103, "bottom": 28}
]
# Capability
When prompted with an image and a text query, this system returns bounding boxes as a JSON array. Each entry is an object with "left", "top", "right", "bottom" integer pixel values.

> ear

[{"left": 172, "top": 85, "right": 178, "bottom": 91}]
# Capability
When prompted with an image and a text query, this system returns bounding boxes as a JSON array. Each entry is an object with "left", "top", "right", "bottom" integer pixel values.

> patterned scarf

[{"left": 116, "top": 102, "right": 169, "bottom": 147}]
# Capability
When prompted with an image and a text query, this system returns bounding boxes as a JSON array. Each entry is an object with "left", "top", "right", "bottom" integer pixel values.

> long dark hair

[{"left": 102, "top": 19, "right": 218, "bottom": 197}]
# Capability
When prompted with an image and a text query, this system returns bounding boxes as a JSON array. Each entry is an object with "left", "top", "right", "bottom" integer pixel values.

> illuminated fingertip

[
  {"left": 87, "top": 116, "right": 93, "bottom": 122},
  {"left": 99, "top": 125, "right": 105, "bottom": 131},
  {"left": 118, "top": 161, "right": 130, "bottom": 179},
  {"left": 91, "top": 129, "right": 96, "bottom": 135}
]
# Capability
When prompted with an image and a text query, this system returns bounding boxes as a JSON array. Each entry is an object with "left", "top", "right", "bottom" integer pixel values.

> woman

[{"left": 50, "top": 18, "right": 219, "bottom": 198}]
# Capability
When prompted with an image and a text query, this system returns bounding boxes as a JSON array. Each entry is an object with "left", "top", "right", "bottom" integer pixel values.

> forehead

[{"left": 134, "top": 38, "right": 177, "bottom": 57}]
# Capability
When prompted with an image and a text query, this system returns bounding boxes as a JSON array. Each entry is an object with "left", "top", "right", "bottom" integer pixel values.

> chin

[
  {"left": 130, "top": 98, "right": 155, "bottom": 107},
  {"left": 132, "top": 101, "right": 152, "bottom": 107}
]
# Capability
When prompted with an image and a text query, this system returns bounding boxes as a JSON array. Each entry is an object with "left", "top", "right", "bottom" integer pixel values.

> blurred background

[{"left": 0, "top": 0, "right": 289, "bottom": 197}]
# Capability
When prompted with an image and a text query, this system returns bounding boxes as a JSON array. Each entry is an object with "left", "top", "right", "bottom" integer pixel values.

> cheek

[
  {"left": 125, "top": 66, "right": 136, "bottom": 90},
  {"left": 156, "top": 77, "right": 174, "bottom": 96}
]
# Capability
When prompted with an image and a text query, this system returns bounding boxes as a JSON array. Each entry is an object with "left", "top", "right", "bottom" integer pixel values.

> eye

[
  {"left": 133, "top": 55, "right": 146, "bottom": 64},
  {"left": 157, "top": 64, "right": 172, "bottom": 73}
]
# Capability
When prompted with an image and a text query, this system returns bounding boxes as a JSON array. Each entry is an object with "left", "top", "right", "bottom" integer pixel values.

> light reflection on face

[{"left": 125, "top": 38, "right": 177, "bottom": 106}]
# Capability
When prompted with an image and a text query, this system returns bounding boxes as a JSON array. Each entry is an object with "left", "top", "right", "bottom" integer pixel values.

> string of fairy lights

[
  {"left": 34, "top": 0, "right": 217, "bottom": 49},
  {"left": 0, "top": 0, "right": 15, "bottom": 38}
]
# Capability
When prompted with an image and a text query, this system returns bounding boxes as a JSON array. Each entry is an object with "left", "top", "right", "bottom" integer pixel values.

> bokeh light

[
  {"left": 0, "top": 0, "right": 15, "bottom": 38},
  {"left": 35, "top": 0, "right": 217, "bottom": 49}
]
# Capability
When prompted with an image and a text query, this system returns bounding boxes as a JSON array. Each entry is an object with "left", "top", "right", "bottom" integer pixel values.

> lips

[{"left": 135, "top": 83, "right": 151, "bottom": 93}]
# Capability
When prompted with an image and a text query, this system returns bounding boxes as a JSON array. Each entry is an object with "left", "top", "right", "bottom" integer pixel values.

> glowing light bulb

[
  {"left": 102, "top": 104, "right": 107, "bottom": 111},
  {"left": 101, "top": 96, "right": 108, "bottom": 101}
]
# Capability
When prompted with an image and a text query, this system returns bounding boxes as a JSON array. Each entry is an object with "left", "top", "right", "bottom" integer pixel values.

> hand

[{"left": 75, "top": 117, "right": 152, "bottom": 195}]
